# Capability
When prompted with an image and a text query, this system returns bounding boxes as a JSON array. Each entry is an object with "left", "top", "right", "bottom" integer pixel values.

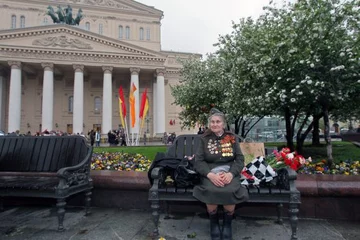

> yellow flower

[{"left": 158, "top": 237, "right": 166, "bottom": 240}]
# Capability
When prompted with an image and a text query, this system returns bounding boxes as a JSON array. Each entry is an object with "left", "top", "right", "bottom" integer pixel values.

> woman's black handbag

[{"left": 174, "top": 157, "right": 200, "bottom": 188}]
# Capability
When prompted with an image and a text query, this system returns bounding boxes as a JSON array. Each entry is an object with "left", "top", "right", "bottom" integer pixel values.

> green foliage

[
  {"left": 173, "top": 0, "right": 360, "bottom": 155},
  {"left": 93, "top": 146, "right": 167, "bottom": 160},
  {"left": 93, "top": 142, "right": 360, "bottom": 164}
]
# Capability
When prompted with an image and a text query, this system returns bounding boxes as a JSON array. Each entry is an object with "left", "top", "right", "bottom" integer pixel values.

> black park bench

[
  {"left": 0, "top": 135, "right": 93, "bottom": 231},
  {"left": 148, "top": 134, "right": 301, "bottom": 240}
]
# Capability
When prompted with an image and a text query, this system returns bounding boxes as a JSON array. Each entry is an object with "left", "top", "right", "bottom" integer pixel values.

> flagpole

[
  {"left": 137, "top": 117, "right": 145, "bottom": 146},
  {"left": 124, "top": 117, "right": 130, "bottom": 146},
  {"left": 136, "top": 117, "right": 142, "bottom": 145}
]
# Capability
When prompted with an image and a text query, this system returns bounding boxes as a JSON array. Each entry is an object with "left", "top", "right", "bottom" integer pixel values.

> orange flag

[
  {"left": 140, "top": 97, "right": 149, "bottom": 129},
  {"left": 129, "top": 83, "right": 137, "bottom": 128}
]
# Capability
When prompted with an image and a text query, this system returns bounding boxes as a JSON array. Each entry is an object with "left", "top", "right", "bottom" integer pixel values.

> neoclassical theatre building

[{"left": 0, "top": 0, "right": 199, "bottom": 137}]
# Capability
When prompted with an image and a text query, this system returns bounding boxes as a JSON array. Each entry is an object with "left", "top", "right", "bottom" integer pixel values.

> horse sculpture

[
  {"left": 56, "top": 5, "right": 65, "bottom": 23},
  {"left": 74, "top": 9, "right": 83, "bottom": 25},
  {"left": 46, "top": 5, "right": 83, "bottom": 26},
  {"left": 47, "top": 6, "right": 59, "bottom": 23}
]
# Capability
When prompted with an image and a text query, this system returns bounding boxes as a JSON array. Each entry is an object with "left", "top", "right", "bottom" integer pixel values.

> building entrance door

[{"left": 67, "top": 124, "right": 73, "bottom": 134}]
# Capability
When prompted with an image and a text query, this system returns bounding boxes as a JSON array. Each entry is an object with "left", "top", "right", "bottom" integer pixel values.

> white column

[
  {"left": 7, "top": 61, "right": 22, "bottom": 133},
  {"left": 41, "top": 63, "right": 54, "bottom": 131},
  {"left": 73, "top": 65, "right": 84, "bottom": 134},
  {"left": 156, "top": 69, "right": 166, "bottom": 135},
  {"left": 129, "top": 68, "right": 140, "bottom": 135},
  {"left": 102, "top": 66, "right": 113, "bottom": 134},
  {"left": 152, "top": 77, "right": 157, "bottom": 136},
  {"left": 0, "top": 67, "right": 6, "bottom": 131}
]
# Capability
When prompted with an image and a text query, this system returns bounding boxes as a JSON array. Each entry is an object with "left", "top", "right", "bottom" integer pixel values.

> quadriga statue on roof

[{"left": 46, "top": 5, "right": 83, "bottom": 25}]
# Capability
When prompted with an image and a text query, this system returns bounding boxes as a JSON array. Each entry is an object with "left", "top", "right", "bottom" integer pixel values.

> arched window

[
  {"left": 146, "top": 28, "right": 150, "bottom": 40},
  {"left": 125, "top": 26, "right": 130, "bottom": 39},
  {"left": 99, "top": 23, "right": 103, "bottom": 35},
  {"left": 20, "top": 16, "right": 25, "bottom": 28},
  {"left": 139, "top": 27, "right": 144, "bottom": 40},
  {"left": 118, "top": 25, "right": 123, "bottom": 39},
  {"left": 94, "top": 97, "right": 102, "bottom": 114},
  {"left": 85, "top": 22, "right": 90, "bottom": 31},
  {"left": 11, "top": 15, "right": 16, "bottom": 29},
  {"left": 68, "top": 96, "right": 73, "bottom": 113}
]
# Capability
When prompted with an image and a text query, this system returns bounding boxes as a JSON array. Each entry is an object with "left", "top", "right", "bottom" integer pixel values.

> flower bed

[
  {"left": 91, "top": 152, "right": 152, "bottom": 171},
  {"left": 298, "top": 160, "right": 359, "bottom": 175},
  {"left": 91, "top": 151, "right": 359, "bottom": 175}
]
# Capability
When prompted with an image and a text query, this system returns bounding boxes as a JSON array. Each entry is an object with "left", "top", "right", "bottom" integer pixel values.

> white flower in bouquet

[{"left": 286, "top": 153, "right": 295, "bottom": 159}]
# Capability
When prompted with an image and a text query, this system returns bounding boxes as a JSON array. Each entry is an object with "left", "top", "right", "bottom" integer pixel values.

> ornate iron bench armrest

[
  {"left": 276, "top": 167, "right": 298, "bottom": 191},
  {"left": 150, "top": 166, "right": 168, "bottom": 188},
  {"left": 57, "top": 149, "right": 92, "bottom": 189}
]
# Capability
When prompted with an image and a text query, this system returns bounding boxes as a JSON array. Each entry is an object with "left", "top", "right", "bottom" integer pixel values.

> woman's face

[{"left": 209, "top": 115, "right": 224, "bottom": 135}]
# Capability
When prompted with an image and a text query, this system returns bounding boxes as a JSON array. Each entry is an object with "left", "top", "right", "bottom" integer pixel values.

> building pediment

[
  {"left": 0, "top": 25, "right": 166, "bottom": 68},
  {"left": 0, "top": 24, "right": 165, "bottom": 57}
]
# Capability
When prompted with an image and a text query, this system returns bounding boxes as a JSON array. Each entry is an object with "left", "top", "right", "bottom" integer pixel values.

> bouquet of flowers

[{"left": 266, "top": 147, "right": 312, "bottom": 171}]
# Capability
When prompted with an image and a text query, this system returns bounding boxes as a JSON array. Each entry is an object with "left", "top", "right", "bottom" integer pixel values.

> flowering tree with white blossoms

[
  {"left": 216, "top": 0, "right": 360, "bottom": 166},
  {"left": 173, "top": 0, "right": 360, "bottom": 166}
]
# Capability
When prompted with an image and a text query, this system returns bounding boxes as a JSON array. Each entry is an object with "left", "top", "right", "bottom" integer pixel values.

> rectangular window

[
  {"left": 146, "top": 28, "right": 150, "bottom": 40},
  {"left": 139, "top": 28, "right": 144, "bottom": 40},
  {"left": 125, "top": 26, "right": 130, "bottom": 39},
  {"left": 20, "top": 16, "right": 25, "bottom": 28},
  {"left": 11, "top": 15, "right": 16, "bottom": 29},
  {"left": 119, "top": 26, "right": 123, "bottom": 39}
]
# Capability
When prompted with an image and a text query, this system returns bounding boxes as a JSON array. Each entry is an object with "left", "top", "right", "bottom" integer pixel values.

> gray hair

[{"left": 207, "top": 112, "right": 227, "bottom": 127}]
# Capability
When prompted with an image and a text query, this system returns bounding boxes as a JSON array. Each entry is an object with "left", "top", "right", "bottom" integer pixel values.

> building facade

[{"left": 0, "top": 0, "right": 198, "bottom": 137}]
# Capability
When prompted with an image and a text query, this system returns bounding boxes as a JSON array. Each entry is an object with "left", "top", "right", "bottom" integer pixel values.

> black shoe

[
  {"left": 222, "top": 212, "right": 233, "bottom": 240},
  {"left": 209, "top": 211, "right": 221, "bottom": 240}
]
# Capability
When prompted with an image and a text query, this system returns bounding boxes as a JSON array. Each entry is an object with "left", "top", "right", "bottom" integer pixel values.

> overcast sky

[{"left": 136, "top": 0, "right": 274, "bottom": 56}]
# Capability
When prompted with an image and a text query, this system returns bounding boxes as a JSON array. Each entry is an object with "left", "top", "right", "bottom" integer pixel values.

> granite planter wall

[{"left": 89, "top": 170, "right": 360, "bottom": 221}]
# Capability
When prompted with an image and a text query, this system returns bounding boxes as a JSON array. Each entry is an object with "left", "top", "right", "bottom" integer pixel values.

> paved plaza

[{"left": 0, "top": 206, "right": 358, "bottom": 240}]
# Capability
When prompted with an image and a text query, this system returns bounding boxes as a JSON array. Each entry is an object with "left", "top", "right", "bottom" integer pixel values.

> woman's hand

[
  {"left": 207, "top": 172, "right": 225, "bottom": 187},
  {"left": 220, "top": 172, "right": 233, "bottom": 185}
]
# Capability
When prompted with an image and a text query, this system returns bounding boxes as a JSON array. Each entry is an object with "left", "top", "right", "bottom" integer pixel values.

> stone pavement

[{"left": 0, "top": 206, "right": 359, "bottom": 240}]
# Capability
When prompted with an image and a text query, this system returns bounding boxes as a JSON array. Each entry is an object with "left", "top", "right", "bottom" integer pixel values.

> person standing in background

[{"left": 95, "top": 130, "right": 101, "bottom": 147}]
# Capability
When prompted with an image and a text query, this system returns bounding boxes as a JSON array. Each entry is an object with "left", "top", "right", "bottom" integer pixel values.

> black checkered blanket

[{"left": 240, "top": 156, "right": 277, "bottom": 185}]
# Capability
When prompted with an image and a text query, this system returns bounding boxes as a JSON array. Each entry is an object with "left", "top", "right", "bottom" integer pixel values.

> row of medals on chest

[{"left": 208, "top": 139, "right": 233, "bottom": 156}]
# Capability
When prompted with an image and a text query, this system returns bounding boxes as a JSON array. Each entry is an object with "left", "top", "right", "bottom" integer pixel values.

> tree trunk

[
  {"left": 312, "top": 117, "right": 320, "bottom": 145},
  {"left": 234, "top": 117, "right": 240, "bottom": 135},
  {"left": 323, "top": 106, "right": 333, "bottom": 167},
  {"left": 284, "top": 107, "right": 294, "bottom": 151}
]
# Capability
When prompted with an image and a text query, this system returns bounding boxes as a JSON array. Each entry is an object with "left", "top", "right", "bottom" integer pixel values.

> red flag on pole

[
  {"left": 139, "top": 88, "right": 148, "bottom": 119},
  {"left": 118, "top": 86, "right": 126, "bottom": 117}
]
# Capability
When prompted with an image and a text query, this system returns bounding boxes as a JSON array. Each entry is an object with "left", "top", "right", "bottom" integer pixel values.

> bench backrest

[
  {"left": 166, "top": 134, "right": 273, "bottom": 160},
  {"left": 166, "top": 134, "right": 201, "bottom": 159},
  {"left": 166, "top": 134, "right": 244, "bottom": 158},
  {"left": 0, "top": 136, "right": 91, "bottom": 172}
]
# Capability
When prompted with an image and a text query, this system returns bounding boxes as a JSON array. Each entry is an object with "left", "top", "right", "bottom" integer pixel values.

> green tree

[{"left": 216, "top": 0, "right": 360, "bottom": 166}]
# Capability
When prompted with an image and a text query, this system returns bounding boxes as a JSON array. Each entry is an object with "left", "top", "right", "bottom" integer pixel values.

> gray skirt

[{"left": 193, "top": 177, "right": 249, "bottom": 205}]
